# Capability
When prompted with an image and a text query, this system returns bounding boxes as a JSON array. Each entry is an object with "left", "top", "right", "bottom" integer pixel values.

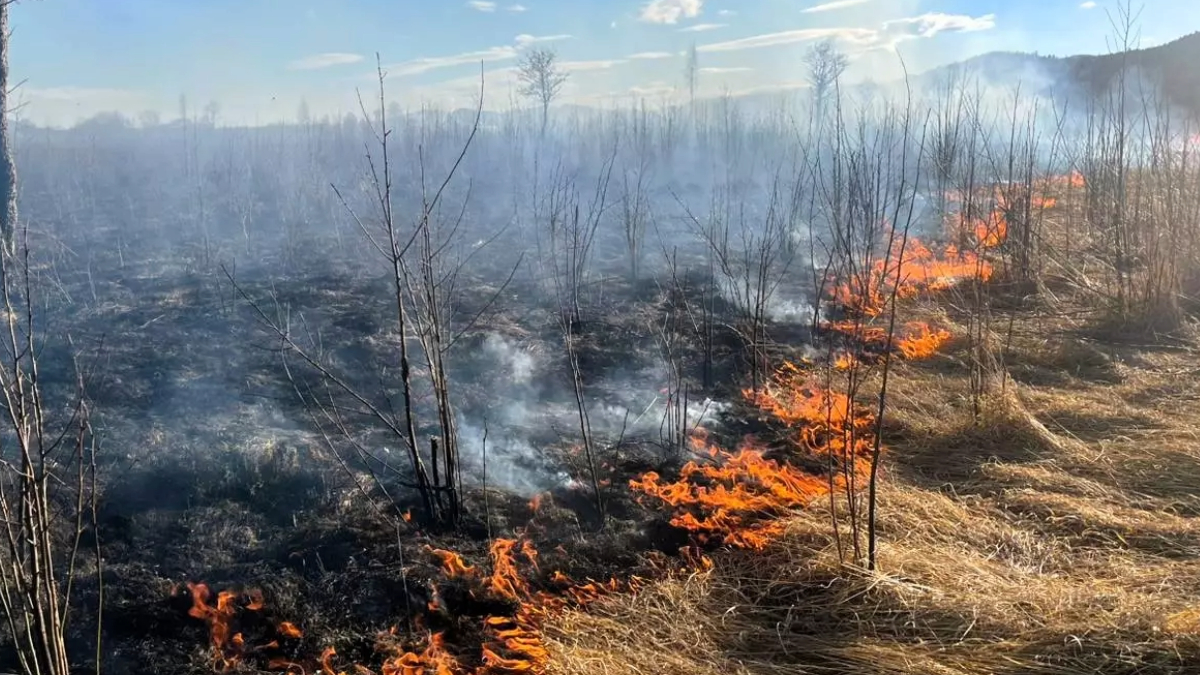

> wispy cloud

[
  {"left": 385, "top": 46, "right": 517, "bottom": 76},
  {"left": 515, "top": 33, "right": 572, "bottom": 46},
  {"left": 467, "top": 1, "right": 497, "bottom": 12},
  {"left": 802, "top": 0, "right": 869, "bottom": 13},
  {"left": 717, "top": 9, "right": 736, "bottom": 16},
  {"left": 698, "top": 27, "right": 876, "bottom": 52},
  {"left": 680, "top": 23, "right": 726, "bottom": 32},
  {"left": 639, "top": 0, "right": 704, "bottom": 25},
  {"left": 382, "top": 33, "right": 574, "bottom": 77},
  {"left": 700, "top": 66, "right": 752, "bottom": 73},
  {"left": 1079, "top": 0, "right": 1097, "bottom": 8},
  {"left": 287, "top": 52, "right": 364, "bottom": 70},
  {"left": 880, "top": 13, "right": 996, "bottom": 40},
  {"left": 698, "top": 12, "right": 995, "bottom": 53},
  {"left": 628, "top": 51, "right": 676, "bottom": 59},
  {"left": 561, "top": 59, "right": 626, "bottom": 72},
  {"left": 507, "top": 3, "right": 528, "bottom": 11}
]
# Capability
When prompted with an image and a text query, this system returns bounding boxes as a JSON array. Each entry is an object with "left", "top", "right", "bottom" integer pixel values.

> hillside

[{"left": 922, "top": 31, "right": 1200, "bottom": 112}]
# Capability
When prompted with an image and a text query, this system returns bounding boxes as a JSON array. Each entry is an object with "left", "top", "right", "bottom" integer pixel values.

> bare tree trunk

[{"left": 0, "top": 1, "right": 17, "bottom": 257}]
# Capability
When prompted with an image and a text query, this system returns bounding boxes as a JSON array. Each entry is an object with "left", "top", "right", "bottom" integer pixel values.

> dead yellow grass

[{"left": 544, "top": 316, "right": 1200, "bottom": 675}]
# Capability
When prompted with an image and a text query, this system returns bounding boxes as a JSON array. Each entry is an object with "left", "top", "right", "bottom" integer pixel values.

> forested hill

[{"left": 920, "top": 31, "right": 1200, "bottom": 113}]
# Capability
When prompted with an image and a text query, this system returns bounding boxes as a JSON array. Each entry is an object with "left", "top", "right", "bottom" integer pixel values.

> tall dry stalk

[{"left": 0, "top": 232, "right": 99, "bottom": 675}]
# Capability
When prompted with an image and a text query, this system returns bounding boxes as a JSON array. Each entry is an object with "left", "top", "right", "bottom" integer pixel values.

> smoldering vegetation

[{"left": 4, "top": 24, "right": 1200, "bottom": 675}]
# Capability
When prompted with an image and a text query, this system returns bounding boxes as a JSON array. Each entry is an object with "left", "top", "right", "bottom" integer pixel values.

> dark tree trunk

[{"left": 0, "top": 1, "right": 16, "bottom": 256}]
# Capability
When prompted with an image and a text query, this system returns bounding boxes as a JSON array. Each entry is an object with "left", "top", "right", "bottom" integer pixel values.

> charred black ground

[{"left": 1, "top": 235, "right": 816, "bottom": 674}]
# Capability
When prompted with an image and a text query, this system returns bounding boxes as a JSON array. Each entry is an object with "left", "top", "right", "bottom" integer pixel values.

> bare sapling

[
  {"left": 867, "top": 99, "right": 927, "bottom": 571},
  {"left": 0, "top": 231, "right": 100, "bottom": 675},
  {"left": 0, "top": 8, "right": 102, "bottom": 668},
  {"left": 686, "top": 165, "right": 799, "bottom": 392},
  {"left": 812, "top": 87, "right": 927, "bottom": 567},
  {"left": 546, "top": 172, "right": 614, "bottom": 526},
  {"left": 619, "top": 149, "right": 653, "bottom": 284},
  {"left": 234, "top": 58, "right": 487, "bottom": 529},
  {"left": 655, "top": 249, "right": 693, "bottom": 460}
]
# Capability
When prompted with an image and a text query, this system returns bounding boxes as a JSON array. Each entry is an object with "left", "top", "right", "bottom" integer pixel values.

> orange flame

[
  {"left": 186, "top": 582, "right": 241, "bottom": 670},
  {"left": 427, "top": 547, "right": 477, "bottom": 579},
  {"left": 486, "top": 539, "right": 527, "bottom": 602},
  {"left": 828, "top": 234, "right": 992, "bottom": 319},
  {"left": 631, "top": 429, "right": 829, "bottom": 550},
  {"left": 895, "top": 322, "right": 952, "bottom": 359}
]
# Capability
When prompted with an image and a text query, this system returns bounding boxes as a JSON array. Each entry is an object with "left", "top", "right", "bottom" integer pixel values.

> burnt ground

[{"left": 1, "top": 243, "right": 818, "bottom": 675}]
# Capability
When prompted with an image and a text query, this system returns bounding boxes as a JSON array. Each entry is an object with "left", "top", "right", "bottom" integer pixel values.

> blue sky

[{"left": 10, "top": 0, "right": 1199, "bottom": 126}]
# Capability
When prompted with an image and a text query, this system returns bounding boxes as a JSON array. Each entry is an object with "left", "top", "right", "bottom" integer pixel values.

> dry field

[{"left": 545, "top": 307, "right": 1200, "bottom": 675}]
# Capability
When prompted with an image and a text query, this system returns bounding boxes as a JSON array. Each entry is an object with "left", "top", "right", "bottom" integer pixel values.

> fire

[
  {"left": 895, "top": 322, "right": 952, "bottom": 359},
  {"left": 181, "top": 180, "right": 1016, "bottom": 675},
  {"left": 186, "top": 582, "right": 241, "bottom": 670},
  {"left": 834, "top": 352, "right": 858, "bottom": 370},
  {"left": 1045, "top": 171, "right": 1086, "bottom": 189},
  {"left": 379, "top": 632, "right": 461, "bottom": 675},
  {"left": 947, "top": 180, "right": 1066, "bottom": 253},
  {"left": 828, "top": 234, "right": 992, "bottom": 319},
  {"left": 519, "top": 539, "right": 539, "bottom": 572},
  {"left": 825, "top": 320, "right": 952, "bottom": 362},
  {"left": 486, "top": 538, "right": 528, "bottom": 602},
  {"left": 247, "top": 588, "right": 265, "bottom": 611},
  {"left": 427, "top": 547, "right": 477, "bottom": 579},
  {"left": 631, "top": 431, "right": 829, "bottom": 550},
  {"left": 479, "top": 612, "right": 549, "bottom": 673}
]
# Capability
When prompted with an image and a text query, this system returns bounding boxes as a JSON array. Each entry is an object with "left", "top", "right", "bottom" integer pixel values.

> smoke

[
  {"left": 712, "top": 273, "right": 816, "bottom": 325},
  {"left": 454, "top": 333, "right": 570, "bottom": 496},
  {"left": 451, "top": 331, "right": 737, "bottom": 495}
]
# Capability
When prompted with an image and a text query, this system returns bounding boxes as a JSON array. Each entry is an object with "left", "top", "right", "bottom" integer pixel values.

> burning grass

[
  {"left": 173, "top": 178, "right": 1012, "bottom": 674},
  {"left": 149, "top": 172, "right": 1200, "bottom": 675},
  {"left": 546, "top": 332, "right": 1200, "bottom": 675}
]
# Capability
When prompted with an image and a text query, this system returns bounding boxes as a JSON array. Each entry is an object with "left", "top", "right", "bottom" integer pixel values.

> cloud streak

[
  {"left": 698, "top": 12, "right": 996, "bottom": 54},
  {"left": 515, "top": 33, "right": 572, "bottom": 46},
  {"left": 881, "top": 13, "right": 996, "bottom": 40},
  {"left": 628, "top": 51, "right": 676, "bottom": 59},
  {"left": 382, "top": 34, "right": 572, "bottom": 78},
  {"left": 561, "top": 59, "right": 626, "bottom": 72},
  {"left": 698, "top": 28, "right": 876, "bottom": 53},
  {"left": 466, "top": 1, "right": 497, "bottom": 12},
  {"left": 802, "top": 0, "right": 870, "bottom": 13},
  {"left": 640, "top": 0, "right": 703, "bottom": 25},
  {"left": 679, "top": 23, "right": 726, "bottom": 32},
  {"left": 287, "top": 52, "right": 364, "bottom": 70},
  {"left": 385, "top": 46, "right": 518, "bottom": 76}
]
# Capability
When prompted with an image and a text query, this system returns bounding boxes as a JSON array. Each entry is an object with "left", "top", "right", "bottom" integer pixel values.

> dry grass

[{"left": 543, "top": 315, "right": 1200, "bottom": 674}]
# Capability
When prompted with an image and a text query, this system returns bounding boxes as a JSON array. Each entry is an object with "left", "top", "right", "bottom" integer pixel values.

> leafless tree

[
  {"left": 233, "top": 60, "right": 509, "bottom": 530},
  {"left": 541, "top": 151, "right": 615, "bottom": 329},
  {"left": 0, "top": 6, "right": 102, "bottom": 672},
  {"left": 619, "top": 141, "right": 654, "bottom": 283},
  {"left": 517, "top": 48, "right": 569, "bottom": 137},
  {"left": 531, "top": 153, "right": 615, "bottom": 524},
  {"left": 0, "top": 0, "right": 17, "bottom": 256},
  {"left": 804, "top": 39, "right": 849, "bottom": 126},
  {"left": 685, "top": 169, "right": 800, "bottom": 392}
]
